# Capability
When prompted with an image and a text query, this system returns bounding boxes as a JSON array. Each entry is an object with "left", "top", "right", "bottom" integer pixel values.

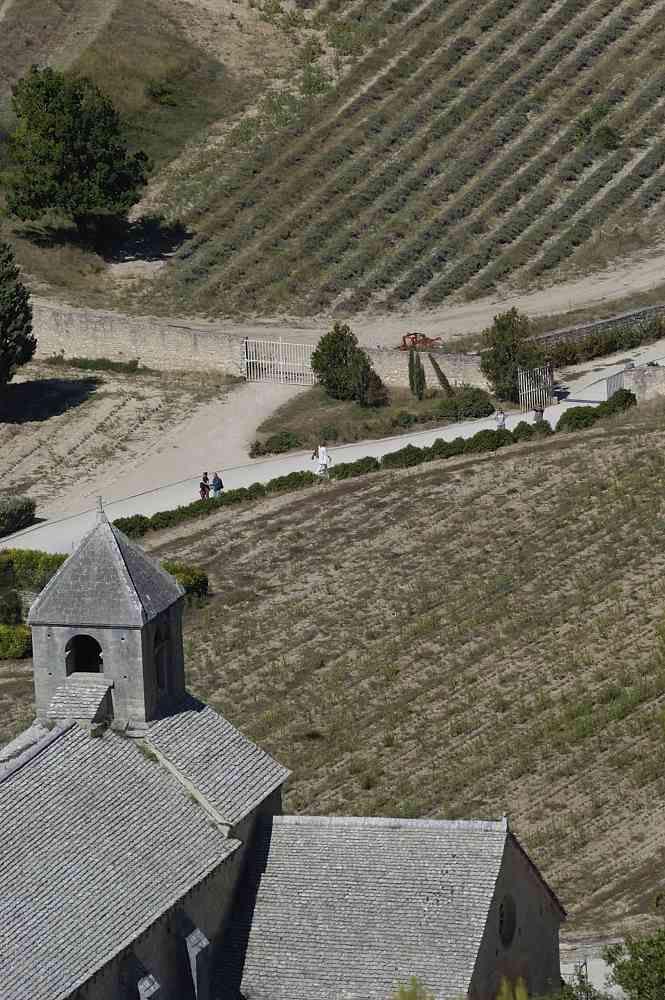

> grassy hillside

[
  {"left": 139, "top": 401, "right": 665, "bottom": 937},
  {"left": 148, "top": 0, "right": 665, "bottom": 317}
]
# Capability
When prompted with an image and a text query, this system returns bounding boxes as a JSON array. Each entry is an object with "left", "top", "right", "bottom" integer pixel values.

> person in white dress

[{"left": 312, "top": 442, "right": 332, "bottom": 479}]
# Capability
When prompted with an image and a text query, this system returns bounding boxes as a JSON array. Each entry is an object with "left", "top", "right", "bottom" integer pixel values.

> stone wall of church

[{"left": 470, "top": 836, "right": 562, "bottom": 1000}]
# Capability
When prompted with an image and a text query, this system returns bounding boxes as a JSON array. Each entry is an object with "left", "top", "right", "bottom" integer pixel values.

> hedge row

[
  {"left": 544, "top": 316, "right": 665, "bottom": 368},
  {"left": 114, "top": 390, "right": 637, "bottom": 540}
]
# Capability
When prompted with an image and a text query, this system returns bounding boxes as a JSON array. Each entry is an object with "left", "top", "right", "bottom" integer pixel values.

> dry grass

[
  {"left": 6, "top": 400, "right": 665, "bottom": 939},
  {"left": 144, "top": 400, "right": 665, "bottom": 939}
]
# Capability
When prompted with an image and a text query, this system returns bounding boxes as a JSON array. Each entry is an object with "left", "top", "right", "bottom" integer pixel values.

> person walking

[
  {"left": 495, "top": 408, "right": 506, "bottom": 431},
  {"left": 212, "top": 471, "right": 224, "bottom": 497},
  {"left": 199, "top": 472, "right": 210, "bottom": 500},
  {"left": 312, "top": 441, "right": 332, "bottom": 480}
]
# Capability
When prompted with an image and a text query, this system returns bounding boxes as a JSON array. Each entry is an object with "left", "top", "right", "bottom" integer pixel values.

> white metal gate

[
  {"left": 518, "top": 363, "right": 554, "bottom": 412},
  {"left": 605, "top": 370, "right": 624, "bottom": 399},
  {"left": 242, "top": 337, "right": 317, "bottom": 386}
]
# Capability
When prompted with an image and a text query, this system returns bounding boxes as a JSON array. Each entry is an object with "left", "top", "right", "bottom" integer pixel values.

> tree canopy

[
  {"left": 4, "top": 65, "right": 150, "bottom": 234},
  {"left": 0, "top": 241, "right": 36, "bottom": 386},
  {"left": 311, "top": 322, "right": 388, "bottom": 407},
  {"left": 480, "top": 307, "right": 545, "bottom": 404}
]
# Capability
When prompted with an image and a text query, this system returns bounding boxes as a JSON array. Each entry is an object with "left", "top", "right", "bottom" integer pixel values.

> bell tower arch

[{"left": 28, "top": 503, "right": 186, "bottom": 734}]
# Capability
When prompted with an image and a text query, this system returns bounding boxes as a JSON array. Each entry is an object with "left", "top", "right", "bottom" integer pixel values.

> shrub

[
  {"left": 512, "top": 420, "right": 534, "bottom": 441},
  {"left": 114, "top": 514, "right": 152, "bottom": 538},
  {"left": 250, "top": 430, "right": 302, "bottom": 457},
  {"left": 392, "top": 410, "right": 417, "bottom": 428},
  {"left": 532, "top": 418, "right": 554, "bottom": 436},
  {"left": 597, "top": 388, "right": 637, "bottom": 417},
  {"left": 409, "top": 348, "right": 426, "bottom": 400},
  {"left": 0, "top": 495, "right": 36, "bottom": 537},
  {"left": 161, "top": 560, "right": 209, "bottom": 599},
  {"left": 381, "top": 444, "right": 425, "bottom": 469},
  {"left": 556, "top": 406, "right": 600, "bottom": 432},
  {"left": 265, "top": 471, "right": 318, "bottom": 492},
  {"left": 355, "top": 360, "right": 389, "bottom": 408},
  {"left": 247, "top": 481, "right": 267, "bottom": 499},
  {"left": 429, "top": 436, "right": 466, "bottom": 459},
  {"left": 330, "top": 456, "right": 380, "bottom": 479},
  {"left": 46, "top": 354, "right": 143, "bottom": 374},
  {"left": 0, "top": 549, "right": 66, "bottom": 589},
  {"left": 438, "top": 386, "right": 495, "bottom": 420},
  {"left": 465, "top": 429, "right": 504, "bottom": 453},
  {"left": 480, "top": 307, "right": 546, "bottom": 402},
  {"left": 311, "top": 322, "right": 364, "bottom": 400},
  {"left": 0, "top": 624, "right": 31, "bottom": 659}
]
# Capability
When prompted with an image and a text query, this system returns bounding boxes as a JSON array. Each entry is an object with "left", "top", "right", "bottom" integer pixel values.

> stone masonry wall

[
  {"left": 32, "top": 299, "right": 246, "bottom": 374},
  {"left": 623, "top": 363, "right": 665, "bottom": 401},
  {"left": 533, "top": 302, "right": 665, "bottom": 348},
  {"left": 367, "top": 347, "right": 488, "bottom": 389}
]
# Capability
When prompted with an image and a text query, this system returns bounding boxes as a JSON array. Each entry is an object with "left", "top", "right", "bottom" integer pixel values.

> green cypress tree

[
  {"left": 408, "top": 347, "right": 417, "bottom": 396},
  {"left": 414, "top": 351, "right": 426, "bottom": 401},
  {"left": 0, "top": 241, "right": 36, "bottom": 385}
]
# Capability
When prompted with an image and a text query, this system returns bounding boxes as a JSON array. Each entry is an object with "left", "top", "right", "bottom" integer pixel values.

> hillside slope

[{"left": 148, "top": 0, "right": 665, "bottom": 318}]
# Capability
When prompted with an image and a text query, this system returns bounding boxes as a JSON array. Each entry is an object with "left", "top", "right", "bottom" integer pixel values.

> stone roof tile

[
  {"left": 220, "top": 815, "right": 508, "bottom": 1000},
  {"left": 0, "top": 725, "right": 239, "bottom": 1000},
  {"left": 28, "top": 516, "right": 184, "bottom": 627},
  {"left": 148, "top": 697, "right": 290, "bottom": 827},
  {"left": 46, "top": 673, "right": 113, "bottom": 721}
]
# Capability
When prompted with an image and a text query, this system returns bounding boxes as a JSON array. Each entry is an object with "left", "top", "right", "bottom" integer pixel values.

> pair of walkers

[{"left": 199, "top": 471, "right": 224, "bottom": 500}]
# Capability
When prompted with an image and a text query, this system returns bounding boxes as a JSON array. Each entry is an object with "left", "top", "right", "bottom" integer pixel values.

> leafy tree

[
  {"left": 0, "top": 241, "right": 36, "bottom": 385},
  {"left": 312, "top": 322, "right": 363, "bottom": 400},
  {"left": 480, "top": 307, "right": 545, "bottom": 404},
  {"left": 4, "top": 66, "right": 150, "bottom": 234},
  {"left": 312, "top": 322, "right": 388, "bottom": 407},
  {"left": 605, "top": 928, "right": 665, "bottom": 1000}
]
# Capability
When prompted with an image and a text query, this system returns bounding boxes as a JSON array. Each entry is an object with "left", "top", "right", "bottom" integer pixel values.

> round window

[{"left": 498, "top": 894, "right": 516, "bottom": 947}]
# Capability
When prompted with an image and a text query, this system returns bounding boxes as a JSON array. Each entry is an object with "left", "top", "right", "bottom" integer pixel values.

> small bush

[
  {"left": 161, "top": 560, "right": 209, "bottom": 598},
  {"left": 46, "top": 353, "right": 144, "bottom": 374},
  {"left": 392, "top": 410, "right": 417, "bottom": 428},
  {"left": 114, "top": 514, "right": 152, "bottom": 538},
  {"left": 429, "top": 436, "right": 467, "bottom": 459},
  {"left": 250, "top": 430, "right": 302, "bottom": 457},
  {"left": 512, "top": 420, "right": 534, "bottom": 441},
  {"left": 437, "top": 386, "right": 495, "bottom": 421},
  {"left": 265, "top": 470, "right": 318, "bottom": 492},
  {"left": 247, "top": 481, "right": 267, "bottom": 499},
  {"left": 532, "top": 419, "right": 554, "bottom": 436},
  {"left": 0, "top": 624, "right": 32, "bottom": 659},
  {"left": 381, "top": 444, "right": 426, "bottom": 469},
  {"left": 0, "top": 495, "right": 36, "bottom": 537},
  {"left": 330, "top": 456, "right": 380, "bottom": 479},
  {"left": 557, "top": 406, "right": 600, "bottom": 432},
  {"left": 597, "top": 388, "right": 637, "bottom": 417},
  {"left": 465, "top": 429, "right": 504, "bottom": 453}
]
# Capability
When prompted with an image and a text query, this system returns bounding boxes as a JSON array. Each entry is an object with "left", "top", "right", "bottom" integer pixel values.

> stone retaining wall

[
  {"left": 367, "top": 347, "right": 488, "bottom": 389},
  {"left": 533, "top": 302, "right": 665, "bottom": 348},
  {"left": 32, "top": 300, "right": 246, "bottom": 374},
  {"left": 623, "top": 363, "right": 665, "bottom": 401}
]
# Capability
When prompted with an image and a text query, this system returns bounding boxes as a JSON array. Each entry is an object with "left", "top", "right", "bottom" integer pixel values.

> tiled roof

[
  {"left": 28, "top": 516, "right": 184, "bottom": 627},
  {"left": 46, "top": 672, "right": 113, "bottom": 722},
  {"left": 148, "top": 697, "right": 290, "bottom": 827},
  {"left": 0, "top": 724, "right": 239, "bottom": 1000},
  {"left": 220, "top": 815, "right": 508, "bottom": 1000}
]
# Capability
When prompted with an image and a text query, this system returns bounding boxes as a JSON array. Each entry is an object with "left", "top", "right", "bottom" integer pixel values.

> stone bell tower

[{"left": 27, "top": 504, "right": 186, "bottom": 734}]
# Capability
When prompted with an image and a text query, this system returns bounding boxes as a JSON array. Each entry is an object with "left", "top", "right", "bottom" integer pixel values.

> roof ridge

[
  {"left": 273, "top": 815, "right": 508, "bottom": 832},
  {"left": 0, "top": 723, "right": 74, "bottom": 786}
]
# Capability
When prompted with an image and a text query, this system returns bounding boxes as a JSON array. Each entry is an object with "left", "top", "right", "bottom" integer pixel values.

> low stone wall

[
  {"left": 367, "top": 347, "right": 487, "bottom": 389},
  {"left": 623, "top": 363, "right": 665, "bottom": 401},
  {"left": 32, "top": 299, "right": 246, "bottom": 374},
  {"left": 534, "top": 302, "right": 665, "bottom": 348}
]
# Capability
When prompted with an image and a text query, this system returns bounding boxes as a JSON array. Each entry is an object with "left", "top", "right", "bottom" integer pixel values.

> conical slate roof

[{"left": 28, "top": 515, "right": 185, "bottom": 627}]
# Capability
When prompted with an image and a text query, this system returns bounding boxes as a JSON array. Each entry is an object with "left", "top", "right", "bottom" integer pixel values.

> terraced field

[{"left": 152, "top": 0, "right": 665, "bottom": 317}]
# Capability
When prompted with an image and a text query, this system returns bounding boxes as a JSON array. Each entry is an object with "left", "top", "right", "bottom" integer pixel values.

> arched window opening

[{"left": 65, "top": 635, "right": 103, "bottom": 674}]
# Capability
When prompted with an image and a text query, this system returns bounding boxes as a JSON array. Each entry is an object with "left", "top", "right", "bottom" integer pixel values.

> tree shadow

[
  {"left": 15, "top": 214, "right": 190, "bottom": 264},
  {"left": 0, "top": 377, "right": 100, "bottom": 424}
]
